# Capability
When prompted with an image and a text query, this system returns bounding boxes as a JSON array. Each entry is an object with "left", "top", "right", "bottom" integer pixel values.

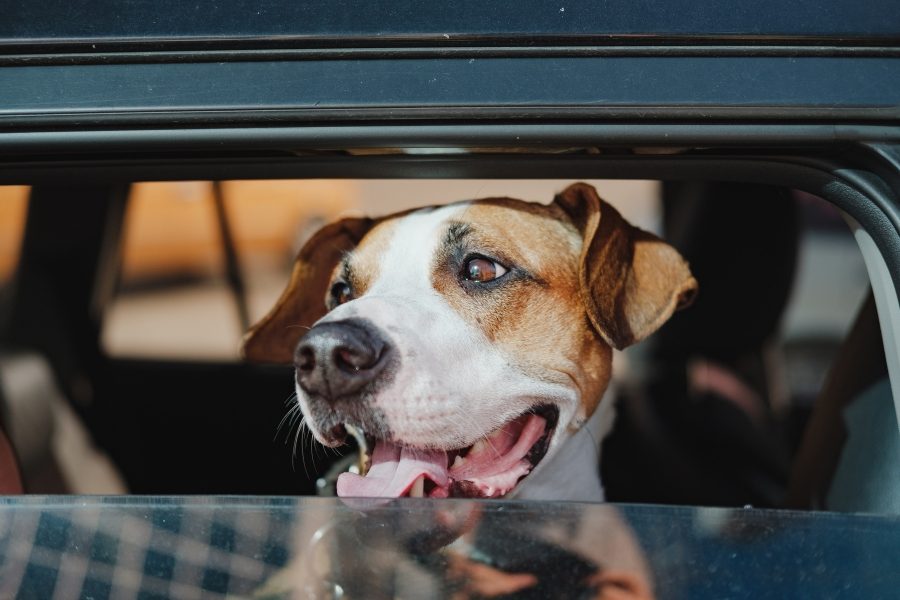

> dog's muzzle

[{"left": 294, "top": 319, "right": 392, "bottom": 400}]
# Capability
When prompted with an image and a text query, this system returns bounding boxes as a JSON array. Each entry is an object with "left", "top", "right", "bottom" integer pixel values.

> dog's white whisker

[
  {"left": 300, "top": 419, "right": 321, "bottom": 480},
  {"left": 275, "top": 400, "right": 301, "bottom": 442},
  {"left": 291, "top": 417, "right": 304, "bottom": 462},
  {"left": 279, "top": 406, "right": 302, "bottom": 445}
]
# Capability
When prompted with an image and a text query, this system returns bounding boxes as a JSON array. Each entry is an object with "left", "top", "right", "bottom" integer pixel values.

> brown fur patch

[
  {"left": 429, "top": 199, "right": 613, "bottom": 415},
  {"left": 242, "top": 216, "right": 375, "bottom": 364},
  {"left": 341, "top": 218, "right": 400, "bottom": 297},
  {"left": 554, "top": 182, "right": 698, "bottom": 350}
]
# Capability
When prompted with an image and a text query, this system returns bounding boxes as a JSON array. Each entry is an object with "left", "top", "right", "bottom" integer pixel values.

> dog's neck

[{"left": 510, "top": 390, "right": 616, "bottom": 503}]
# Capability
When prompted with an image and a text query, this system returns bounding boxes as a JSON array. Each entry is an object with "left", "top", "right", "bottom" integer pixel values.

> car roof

[{"left": 2, "top": 0, "right": 900, "bottom": 51}]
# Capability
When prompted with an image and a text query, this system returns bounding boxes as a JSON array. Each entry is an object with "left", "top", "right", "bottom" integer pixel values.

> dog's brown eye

[
  {"left": 330, "top": 282, "right": 353, "bottom": 305},
  {"left": 463, "top": 257, "right": 508, "bottom": 283}
]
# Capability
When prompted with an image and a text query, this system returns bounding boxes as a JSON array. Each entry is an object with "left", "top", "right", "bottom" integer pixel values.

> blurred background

[{"left": 0, "top": 180, "right": 875, "bottom": 505}]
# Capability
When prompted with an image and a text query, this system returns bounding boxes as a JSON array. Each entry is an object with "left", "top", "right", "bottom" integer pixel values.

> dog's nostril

[
  {"left": 296, "top": 346, "right": 316, "bottom": 372},
  {"left": 335, "top": 349, "right": 358, "bottom": 371},
  {"left": 333, "top": 346, "right": 378, "bottom": 372}
]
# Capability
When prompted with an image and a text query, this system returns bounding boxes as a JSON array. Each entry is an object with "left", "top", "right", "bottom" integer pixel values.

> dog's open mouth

[{"left": 336, "top": 406, "right": 558, "bottom": 499}]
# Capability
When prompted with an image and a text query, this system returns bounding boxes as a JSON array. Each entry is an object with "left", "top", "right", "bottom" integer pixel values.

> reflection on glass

[
  {"left": 279, "top": 500, "right": 651, "bottom": 599},
  {"left": 0, "top": 497, "right": 898, "bottom": 599}
]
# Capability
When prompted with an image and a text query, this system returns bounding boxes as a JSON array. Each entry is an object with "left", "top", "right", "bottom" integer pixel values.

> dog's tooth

[
  {"left": 409, "top": 475, "right": 425, "bottom": 498},
  {"left": 452, "top": 455, "right": 466, "bottom": 469},
  {"left": 469, "top": 439, "right": 488, "bottom": 456}
]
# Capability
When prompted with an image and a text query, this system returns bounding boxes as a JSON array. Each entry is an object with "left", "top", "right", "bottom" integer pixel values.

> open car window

[{"left": 2, "top": 3, "right": 900, "bottom": 597}]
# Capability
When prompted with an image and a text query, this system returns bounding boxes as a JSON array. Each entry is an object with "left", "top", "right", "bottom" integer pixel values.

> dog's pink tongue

[{"left": 337, "top": 442, "right": 449, "bottom": 498}]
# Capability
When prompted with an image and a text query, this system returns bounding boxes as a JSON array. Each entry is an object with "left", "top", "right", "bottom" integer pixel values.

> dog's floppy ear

[
  {"left": 242, "top": 217, "right": 375, "bottom": 364},
  {"left": 553, "top": 182, "right": 698, "bottom": 350}
]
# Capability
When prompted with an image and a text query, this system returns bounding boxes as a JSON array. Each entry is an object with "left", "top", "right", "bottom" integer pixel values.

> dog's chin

[{"left": 330, "top": 405, "right": 560, "bottom": 500}]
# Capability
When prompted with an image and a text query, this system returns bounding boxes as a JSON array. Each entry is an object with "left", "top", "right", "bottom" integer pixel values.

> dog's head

[{"left": 244, "top": 183, "right": 696, "bottom": 499}]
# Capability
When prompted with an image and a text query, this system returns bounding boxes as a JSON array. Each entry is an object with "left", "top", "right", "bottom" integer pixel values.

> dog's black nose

[{"left": 294, "top": 320, "right": 390, "bottom": 399}]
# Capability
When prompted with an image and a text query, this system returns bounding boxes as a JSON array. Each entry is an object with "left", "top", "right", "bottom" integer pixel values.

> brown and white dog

[{"left": 244, "top": 182, "right": 697, "bottom": 503}]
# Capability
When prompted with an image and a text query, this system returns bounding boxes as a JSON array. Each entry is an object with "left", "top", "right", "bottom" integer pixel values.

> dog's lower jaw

[
  {"left": 508, "top": 422, "right": 605, "bottom": 502},
  {"left": 507, "top": 392, "right": 616, "bottom": 502}
]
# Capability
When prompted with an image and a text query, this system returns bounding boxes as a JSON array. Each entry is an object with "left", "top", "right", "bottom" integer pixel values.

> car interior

[{"left": 0, "top": 172, "right": 894, "bottom": 514}]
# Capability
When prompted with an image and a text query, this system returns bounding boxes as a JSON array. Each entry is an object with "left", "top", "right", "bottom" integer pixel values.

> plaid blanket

[{"left": 0, "top": 498, "right": 296, "bottom": 599}]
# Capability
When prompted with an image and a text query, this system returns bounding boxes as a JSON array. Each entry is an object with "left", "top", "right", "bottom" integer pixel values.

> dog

[{"left": 243, "top": 182, "right": 697, "bottom": 503}]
